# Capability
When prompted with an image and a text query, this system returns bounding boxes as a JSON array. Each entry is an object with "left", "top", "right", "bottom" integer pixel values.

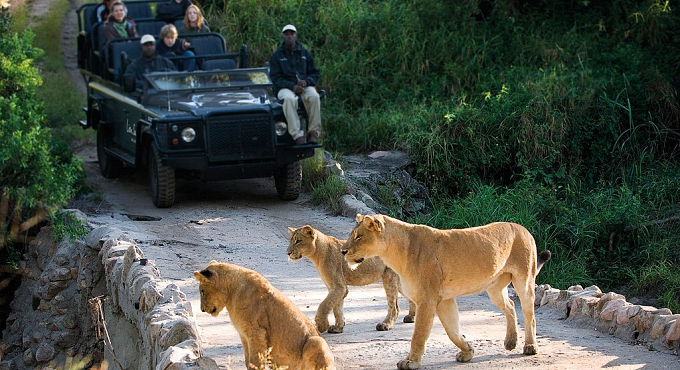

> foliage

[
  {"left": 51, "top": 210, "right": 89, "bottom": 243},
  {"left": 33, "top": 0, "right": 86, "bottom": 130},
  {"left": 309, "top": 174, "right": 347, "bottom": 215},
  {"left": 0, "top": 8, "right": 82, "bottom": 253}
]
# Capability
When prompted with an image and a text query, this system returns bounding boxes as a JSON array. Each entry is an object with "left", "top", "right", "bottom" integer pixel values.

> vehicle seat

[
  {"left": 202, "top": 59, "right": 236, "bottom": 71},
  {"left": 107, "top": 38, "right": 142, "bottom": 83},
  {"left": 135, "top": 19, "right": 169, "bottom": 37},
  {"left": 126, "top": 2, "right": 153, "bottom": 20},
  {"left": 184, "top": 33, "right": 226, "bottom": 56}
]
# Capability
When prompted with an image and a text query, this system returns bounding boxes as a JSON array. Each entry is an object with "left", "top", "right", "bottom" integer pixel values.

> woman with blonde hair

[
  {"left": 180, "top": 4, "right": 210, "bottom": 34},
  {"left": 157, "top": 24, "right": 196, "bottom": 71},
  {"left": 102, "top": 1, "right": 138, "bottom": 45}
]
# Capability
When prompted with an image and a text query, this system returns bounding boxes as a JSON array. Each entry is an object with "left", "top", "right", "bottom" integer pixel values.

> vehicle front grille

[{"left": 206, "top": 113, "right": 275, "bottom": 162}]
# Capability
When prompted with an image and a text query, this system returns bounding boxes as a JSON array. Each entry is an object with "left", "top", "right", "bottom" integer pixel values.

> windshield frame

[{"left": 144, "top": 67, "right": 273, "bottom": 92}]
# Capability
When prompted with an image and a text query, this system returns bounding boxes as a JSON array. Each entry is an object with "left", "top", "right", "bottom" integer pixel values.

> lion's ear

[
  {"left": 209, "top": 260, "right": 218, "bottom": 265},
  {"left": 364, "top": 215, "right": 384, "bottom": 232},
  {"left": 196, "top": 268, "right": 214, "bottom": 281},
  {"left": 301, "top": 225, "right": 315, "bottom": 237},
  {"left": 194, "top": 270, "right": 206, "bottom": 282},
  {"left": 355, "top": 214, "right": 365, "bottom": 224},
  {"left": 288, "top": 227, "right": 296, "bottom": 236}
]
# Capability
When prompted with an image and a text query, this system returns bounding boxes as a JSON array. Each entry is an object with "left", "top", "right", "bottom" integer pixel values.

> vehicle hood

[{"left": 146, "top": 89, "right": 270, "bottom": 115}]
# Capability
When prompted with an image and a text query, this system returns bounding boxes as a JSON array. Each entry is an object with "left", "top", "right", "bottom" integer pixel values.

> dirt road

[{"left": 72, "top": 146, "right": 680, "bottom": 370}]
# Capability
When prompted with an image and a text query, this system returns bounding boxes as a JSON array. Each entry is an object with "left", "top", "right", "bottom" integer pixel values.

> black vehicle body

[{"left": 76, "top": 1, "right": 320, "bottom": 207}]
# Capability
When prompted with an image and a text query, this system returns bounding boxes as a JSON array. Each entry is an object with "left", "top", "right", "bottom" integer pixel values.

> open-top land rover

[{"left": 76, "top": 0, "right": 321, "bottom": 207}]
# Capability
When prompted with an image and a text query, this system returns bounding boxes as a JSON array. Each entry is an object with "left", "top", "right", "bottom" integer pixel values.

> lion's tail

[{"left": 536, "top": 250, "right": 552, "bottom": 275}]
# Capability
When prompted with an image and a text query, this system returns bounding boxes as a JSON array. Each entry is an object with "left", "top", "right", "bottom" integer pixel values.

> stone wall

[
  {"left": 536, "top": 284, "right": 680, "bottom": 354},
  {"left": 0, "top": 212, "right": 219, "bottom": 370}
]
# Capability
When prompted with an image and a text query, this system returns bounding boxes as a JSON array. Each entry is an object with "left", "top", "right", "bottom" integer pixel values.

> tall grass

[{"left": 32, "top": 0, "right": 88, "bottom": 135}]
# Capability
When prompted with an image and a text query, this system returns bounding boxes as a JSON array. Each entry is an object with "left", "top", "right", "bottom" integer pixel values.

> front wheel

[
  {"left": 148, "top": 142, "right": 175, "bottom": 208},
  {"left": 97, "top": 126, "right": 123, "bottom": 178},
  {"left": 274, "top": 160, "right": 302, "bottom": 200}
]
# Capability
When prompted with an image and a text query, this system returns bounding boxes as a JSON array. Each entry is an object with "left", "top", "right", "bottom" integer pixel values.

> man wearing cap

[
  {"left": 124, "top": 34, "right": 177, "bottom": 88},
  {"left": 269, "top": 24, "right": 322, "bottom": 145}
]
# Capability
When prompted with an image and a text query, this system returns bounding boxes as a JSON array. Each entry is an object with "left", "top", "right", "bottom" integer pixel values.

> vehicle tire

[
  {"left": 274, "top": 160, "right": 302, "bottom": 200},
  {"left": 148, "top": 142, "right": 176, "bottom": 208},
  {"left": 97, "top": 126, "right": 123, "bottom": 178}
]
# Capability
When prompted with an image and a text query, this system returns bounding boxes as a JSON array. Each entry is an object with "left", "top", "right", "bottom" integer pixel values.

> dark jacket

[
  {"left": 269, "top": 41, "right": 320, "bottom": 95},
  {"left": 156, "top": 39, "right": 191, "bottom": 57},
  {"left": 91, "top": 2, "right": 110, "bottom": 25},
  {"left": 156, "top": 0, "right": 192, "bottom": 21},
  {"left": 179, "top": 23, "right": 210, "bottom": 34},
  {"left": 124, "top": 54, "right": 177, "bottom": 88},
  {"left": 102, "top": 15, "right": 138, "bottom": 45}
]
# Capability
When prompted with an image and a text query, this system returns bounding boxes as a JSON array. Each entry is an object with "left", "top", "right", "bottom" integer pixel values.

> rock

[
  {"left": 664, "top": 318, "right": 680, "bottom": 346},
  {"left": 340, "top": 151, "right": 431, "bottom": 217},
  {"left": 35, "top": 343, "right": 56, "bottom": 363},
  {"left": 159, "top": 320, "right": 198, "bottom": 348},
  {"left": 43, "top": 280, "right": 69, "bottom": 300},
  {"left": 339, "top": 194, "right": 374, "bottom": 217},
  {"left": 600, "top": 299, "right": 627, "bottom": 321},
  {"left": 53, "top": 255, "right": 70, "bottom": 267},
  {"left": 51, "top": 268, "right": 73, "bottom": 281},
  {"left": 53, "top": 330, "right": 80, "bottom": 349},
  {"left": 22, "top": 348, "right": 36, "bottom": 366}
]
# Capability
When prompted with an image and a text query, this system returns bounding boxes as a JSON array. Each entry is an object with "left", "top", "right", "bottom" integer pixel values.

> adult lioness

[
  {"left": 341, "top": 214, "right": 551, "bottom": 370},
  {"left": 287, "top": 225, "right": 415, "bottom": 333},
  {"left": 194, "top": 261, "right": 336, "bottom": 370}
]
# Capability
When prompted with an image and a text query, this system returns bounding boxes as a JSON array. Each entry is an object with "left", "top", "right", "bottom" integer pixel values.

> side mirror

[{"left": 123, "top": 75, "right": 136, "bottom": 93}]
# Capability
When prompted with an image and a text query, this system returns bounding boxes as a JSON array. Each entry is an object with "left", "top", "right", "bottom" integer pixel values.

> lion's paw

[
  {"left": 456, "top": 348, "right": 474, "bottom": 362},
  {"left": 376, "top": 322, "right": 393, "bottom": 331},
  {"left": 315, "top": 318, "right": 329, "bottom": 333},
  {"left": 397, "top": 359, "right": 420, "bottom": 370},
  {"left": 403, "top": 315, "right": 414, "bottom": 323},
  {"left": 504, "top": 336, "right": 517, "bottom": 350},
  {"left": 328, "top": 325, "right": 344, "bottom": 334},
  {"left": 523, "top": 344, "right": 538, "bottom": 355}
]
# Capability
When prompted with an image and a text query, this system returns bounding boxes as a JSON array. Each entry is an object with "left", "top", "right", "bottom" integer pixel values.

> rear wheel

[
  {"left": 148, "top": 141, "right": 175, "bottom": 208},
  {"left": 274, "top": 160, "right": 302, "bottom": 200},
  {"left": 96, "top": 126, "right": 123, "bottom": 178}
]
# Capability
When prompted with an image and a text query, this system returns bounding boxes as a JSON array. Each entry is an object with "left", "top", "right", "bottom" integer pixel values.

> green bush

[{"left": 0, "top": 8, "right": 82, "bottom": 252}]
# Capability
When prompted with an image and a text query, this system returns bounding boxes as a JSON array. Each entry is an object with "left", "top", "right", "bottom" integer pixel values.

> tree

[{"left": 0, "top": 8, "right": 81, "bottom": 254}]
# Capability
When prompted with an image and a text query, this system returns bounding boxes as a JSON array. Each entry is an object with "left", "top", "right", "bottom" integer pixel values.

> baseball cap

[
  {"left": 282, "top": 24, "right": 297, "bottom": 33},
  {"left": 140, "top": 34, "right": 155, "bottom": 44}
]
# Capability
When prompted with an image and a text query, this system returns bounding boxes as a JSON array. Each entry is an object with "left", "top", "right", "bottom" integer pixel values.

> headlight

[
  {"left": 181, "top": 127, "right": 196, "bottom": 142},
  {"left": 275, "top": 121, "right": 287, "bottom": 136}
]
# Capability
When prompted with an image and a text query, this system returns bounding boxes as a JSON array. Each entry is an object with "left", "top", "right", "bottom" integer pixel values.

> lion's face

[
  {"left": 194, "top": 262, "right": 227, "bottom": 317},
  {"left": 341, "top": 214, "right": 385, "bottom": 268},
  {"left": 287, "top": 225, "right": 317, "bottom": 261}
]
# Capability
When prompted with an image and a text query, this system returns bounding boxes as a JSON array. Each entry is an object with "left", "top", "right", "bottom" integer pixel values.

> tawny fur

[
  {"left": 287, "top": 225, "right": 416, "bottom": 333},
  {"left": 194, "top": 261, "right": 336, "bottom": 370},
  {"left": 341, "top": 214, "right": 551, "bottom": 370}
]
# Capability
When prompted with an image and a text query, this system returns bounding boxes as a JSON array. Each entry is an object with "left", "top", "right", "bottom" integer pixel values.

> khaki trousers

[{"left": 277, "top": 87, "right": 321, "bottom": 140}]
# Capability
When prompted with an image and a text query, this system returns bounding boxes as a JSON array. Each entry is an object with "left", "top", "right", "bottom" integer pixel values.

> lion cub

[
  {"left": 288, "top": 225, "right": 415, "bottom": 333},
  {"left": 194, "top": 261, "right": 336, "bottom": 370}
]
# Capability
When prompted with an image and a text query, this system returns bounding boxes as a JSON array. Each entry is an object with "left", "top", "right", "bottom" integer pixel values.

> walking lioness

[
  {"left": 194, "top": 261, "right": 336, "bottom": 370},
  {"left": 287, "top": 225, "right": 415, "bottom": 333},
  {"left": 341, "top": 214, "right": 551, "bottom": 370}
]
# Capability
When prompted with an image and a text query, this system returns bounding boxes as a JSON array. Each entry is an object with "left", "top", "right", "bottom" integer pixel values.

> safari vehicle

[{"left": 75, "top": 1, "right": 321, "bottom": 207}]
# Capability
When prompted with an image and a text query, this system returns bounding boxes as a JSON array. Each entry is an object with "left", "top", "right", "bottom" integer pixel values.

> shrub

[{"left": 0, "top": 8, "right": 82, "bottom": 254}]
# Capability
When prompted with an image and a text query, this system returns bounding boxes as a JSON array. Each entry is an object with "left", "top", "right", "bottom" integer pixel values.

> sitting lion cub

[
  {"left": 194, "top": 261, "right": 336, "bottom": 370},
  {"left": 288, "top": 225, "right": 415, "bottom": 333},
  {"left": 341, "top": 214, "right": 551, "bottom": 370}
]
